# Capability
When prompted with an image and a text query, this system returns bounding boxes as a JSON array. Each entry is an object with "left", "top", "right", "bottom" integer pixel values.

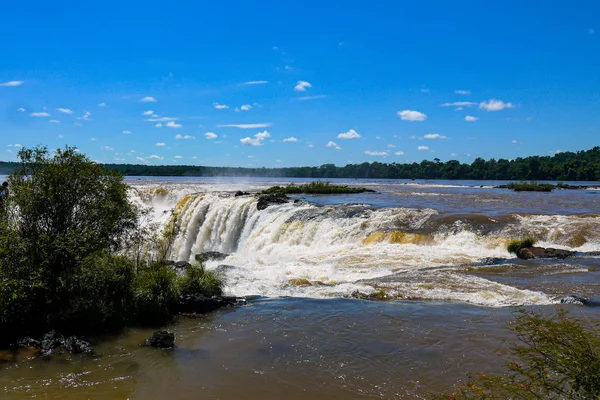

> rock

[
  {"left": 145, "top": 330, "right": 175, "bottom": 348},
  {"left": 215, "top": 264, "right": 237, "bottom": 275},
  {"left": 40, "top": 330, "right": 65, "bottom": 355},
  {"left": 559, "top": 295, "right": 590, "bottom": 306},
  {"left": 64, "top": 336, "right": 93, "bottom": 354},
  {"left": 195, "top": 252, "right": 229, "bottom": 262},
  {"left": 17, "top": 337, "right": 40, "bottom": 349},
  {"left": 517, "top": 246, "right": 574, "bottom": 260},
  {"left": 178, "top": 293, "right": 242, "bottom": 314},
  {"left": 234, "top": 191, "right": 249, "bottom": 197},
  {"left": 256, "top": 194, "right": 289, "bottom": 211},
  {"left": 173, "top": 261, "right": 191, "bottom": 270}
]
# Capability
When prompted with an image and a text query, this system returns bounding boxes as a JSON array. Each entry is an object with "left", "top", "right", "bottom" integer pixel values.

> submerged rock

[
  {"left": 64, "top": 336, "right": 93, "bottom": 354},
  {"left": 195, "top": 252, "right": 229, "bottom": 262},
  {"left": 517, "top": 246, "right": 574, "bottom": 260},
  {"left": 40, "top": 330, "right": 65, "bottom": 355},
  {"left": 234, "top": 191, "right": 249, "bottom": 197},
  {"left": 145, "top": 331, "right": 175, "bottom": 348},
  {"left": 16, "top": 331, "right": 92, "bottom": 355},
  {"left": 178, "top": 293, "right": 244, "bottom": 314},
  {"left": 256, "top": 194, "right": 289, "bottom": 210}
]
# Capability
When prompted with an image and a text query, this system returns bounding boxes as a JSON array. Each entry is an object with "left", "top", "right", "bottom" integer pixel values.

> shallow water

[
  {"left": 4, "top": 298, "right": 598, "bottom": 400},
  {"left": 3, "top": 177, "right": 600, "bottom": 399}
]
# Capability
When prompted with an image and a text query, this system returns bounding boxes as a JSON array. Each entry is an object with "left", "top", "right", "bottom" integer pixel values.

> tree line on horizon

[{"left": 1, "top": 146, "right": 599, "bottom": 181}]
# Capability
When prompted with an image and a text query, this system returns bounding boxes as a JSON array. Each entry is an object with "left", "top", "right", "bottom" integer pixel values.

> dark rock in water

[
  {"left": 257, "top": 194, "right": 289, "bottom": 210},
  {"left": 173, "top": 260, "right": 191, "bottom": 269},
  {"left": 195, "top": 252, "right": 229, "bottom": 262},
  {"left": 40, "top": 330, "right": 65, "bottom": 355},
  {"left": 517, "top": 246, "right": 574, "bottom": 260},
  {"left": 64, "top": 336, "right": 93, "bottom": 354},
  {"left": 215, "top": 264, "right": 237, "bottom": 275},
  {"left": 17, "top": 337, "right": 40, "bottom": 349},
  {"left": 145, "top": 331, "right": 175, "bottom": 348},
  {"left": 178, "top": 293, "right": 243, "bottom": 314},
  {"left": 234, "top": 191, "right": 249, "bottom": 197},
  {"left": 559, "top": 295, "right": 591, "bottom": 306}
]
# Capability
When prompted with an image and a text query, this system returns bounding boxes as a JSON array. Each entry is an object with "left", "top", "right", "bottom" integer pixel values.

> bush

[
  {"left": 262, "top": 181, "right": 374, "bottom": 195},
  {"left": 178, "top": 263, "right": 223, "bottom": 298},
  {"left": 133, "top": 263, "right": 180, "bottom": 325},
  {"left": 507, "top": 181, "right": 554, "bottom": 192},
  {"left": 433, "top": 309, "right": 600, "bottom": 399},
  {"left": 507, "top": 237, "right": 536, "bottom": 254}
]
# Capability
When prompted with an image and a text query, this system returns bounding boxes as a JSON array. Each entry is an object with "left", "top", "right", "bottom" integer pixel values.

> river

[{"left": 1, "top": 177, "right": 599, "bottom": 399}]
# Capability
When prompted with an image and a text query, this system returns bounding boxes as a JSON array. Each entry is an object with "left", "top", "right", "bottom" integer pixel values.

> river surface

[{"left": 2, "top": 177, "right": 600, "bottom": 399}]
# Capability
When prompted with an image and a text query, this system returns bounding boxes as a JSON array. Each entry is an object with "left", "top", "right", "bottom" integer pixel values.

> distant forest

[{"left": 1, "top": 146, "right": 599, "bottom": 181}]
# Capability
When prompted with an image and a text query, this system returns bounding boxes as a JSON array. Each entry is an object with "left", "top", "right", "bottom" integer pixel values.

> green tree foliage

[
  {"left": 178, "top": 263, "right": 224, "bottom": 298},
  {"left": 4, "top": 146, "right": 597, "bottom": 180},
  {"left": 434, "top": 309, "right": 600, "bottom": 399},
  {"left": 507, "top": 238, "right": 536, "bottom": 254},
  {"left": 0, "top": 146, "right": 139, "bottom": 340}
]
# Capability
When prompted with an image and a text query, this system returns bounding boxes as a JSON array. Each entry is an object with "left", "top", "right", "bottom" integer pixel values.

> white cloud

[
  {"left": 398, "top": 110, "right": 427, "bottom": 121},
  {"left": 174, "top": 155, "right": 183, "bottom": 159},
  {"left": 418, "top": 146, "right": 429, "bottom": 151},
  {"left": 31, "top": 112, "right": 50, "bottom": 117},
  {"left": 166, "top": 121, "right": 182, "bottom": 128},
  {"left": 454, "top": 90, "right": 471, "bottom": 95},
  {"left": 155, "top": 123, "right": 163, "bottom": 128},
  {"left": 0, "top": 80, "right": 24, "bottom": 87},
  {"left": 13, "top": 144, "right": 22, "bottom": 148},
  {"left": 213, "top": 102, "right": 229, "bottom": 109},
  {"left": 77, "top": 111, "right": 92, "bottom": 121},
  {"left": 103, "top": 146, "right": 114, "bottom": 151},
  {"left": 298, "top": 95, "right": 327, "bottom": 101},
  {"left": 147, "top": 117, "right": 178, "bottom": 122},
  {"left": 294, "top": 81, "right": 312, "bottom": 91},
  {"left": 424, "top": 134, "right": 447, "bottom": 139},
  {"left": 240, "top": 130, "right": 270, "bottom": 146},
  {"left": 465, "top": 115, "right": 479, "bottom": 122},
  {"left": 142, "top": 110, "right": 154, "bottom": 116},
  {"left": 17, "top": 107, "right": 26, "bottom": 112},
  {"left": 395, "top": 151, "right": 405, "bottom": 156},
  {"left": 140, "top": 96, "right": 157, "bottom": 103},
  {"left": 49, "top": 120, "right": 60, "bottom": 124},
  {"left": 511, "top": 140, "right": 518, "bottom": 144},
  {"left": 283, "top": 137, "right": 298, "bottom": 142},
  {"left": 479, "top": 99, "right": 515, "bottom": 111},
  {"left": 149, "top": 155, "right": 163, "bottom": 160},
  {"left": 240, "top": 104, "right": 252, "bottom": 111},
  {"left": 155, "top": 142, "right": 166, "bottom": 147},
  {"left": 244, "top": 81, "right": 268, "bottom": 85},
  {"left": 90, "top": 137, "right": 97, "bottom": 141},
  {"left": 387, "top": 144, "right": 396, "bottom": 148},
  {"left": 217, "top": 123, "right": 272, "bottom": 129},
  {"left": 205, "top": 132, "right": 217, "bottom": 140},
  {"left": 136, "top": 157, "right": 147, "bottom": 163},
  {"left": 455, "top": 107, "right": 464, "bottom": 111},
  {"left": 337, "top": 129, "right": 361, "bottom": 139},
  {"left": 420, "top": 88, "right": 430, "bottom": 93},
  {"left": 450, "top": 153, "right": 457, "bottom": 157},
  {"left": 364, "top": 151, "right": 388, "bottom": 157},
  {"left": 175, "top": 134, "right": 195, "bottom": 140},
  {"left": 441, "top": 101, "right": 477, "bottom": 107},
  {"left": 56, "top": 108, "right": 74, "bottom": 114},
  {"left": 326, "top": 141, "right": 341, "bottom": 150},
  {"left": 98, "top": 102, "right": 106, "bottom": 107},
  {"left": 122, "top": 130, "right": 131, "bottom": 134}
]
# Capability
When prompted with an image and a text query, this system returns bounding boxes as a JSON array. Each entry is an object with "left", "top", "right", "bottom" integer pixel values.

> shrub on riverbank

[
  {"left": 507, "top": 181, "right": 554, "bottom": 192},
  {"left": 434, "top": 309, "right": 600, "bottom": 399},
  {"left": 0, "top": 146, "right": 223, "bottom": 345},
  {"left": 507, "top": 237, "right": 536, "bottom": 254},
  {"left": 262, "top": 181, "right": 375, "bottom": 195}
]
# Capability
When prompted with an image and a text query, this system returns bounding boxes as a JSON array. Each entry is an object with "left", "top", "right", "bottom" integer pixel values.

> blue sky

[{"left": 1, "top": 1, "right": 599, "bottom": 167}]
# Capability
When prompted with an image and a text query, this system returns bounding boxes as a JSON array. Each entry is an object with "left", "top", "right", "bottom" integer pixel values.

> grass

[
  {"left": 262, "top": 181, "right": 375, "bottom": 195},
  {"left": 507, "top": 181, "right": 554, "bottom": 192},
  {"left": 178, "top": 263, "right": 224, "bottom": 298},
  {"left": 507, "top": 237, "right": 536, "bottom": 254}
]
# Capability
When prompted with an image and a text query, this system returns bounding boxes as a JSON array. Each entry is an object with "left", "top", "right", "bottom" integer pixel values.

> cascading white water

[{"left": 129, "top": 185, "right": 600, "bottom": 308}]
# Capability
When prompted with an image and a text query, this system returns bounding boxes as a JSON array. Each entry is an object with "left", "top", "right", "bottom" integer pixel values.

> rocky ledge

[
  {"left": 516, "top": 246, "right": 574, "bottom": 260},
  {"left": 16, "top": 330, "right": 92, "bottom": 356},
  {"left": 178, "top": 293, "right": 246, "bottom": 314},
  {"left": 257, "top": 194, "right": 290, "bottom": 210}
]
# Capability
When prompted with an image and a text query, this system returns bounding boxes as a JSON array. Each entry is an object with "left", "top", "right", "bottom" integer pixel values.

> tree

[{"left": 0, "top": 146, "right": 138, "bottom": 340}]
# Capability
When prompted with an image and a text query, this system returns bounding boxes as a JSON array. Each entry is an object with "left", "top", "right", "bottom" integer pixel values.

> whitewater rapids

[{"left": 130, "top": 184, "right": 600, "bottom": 308}]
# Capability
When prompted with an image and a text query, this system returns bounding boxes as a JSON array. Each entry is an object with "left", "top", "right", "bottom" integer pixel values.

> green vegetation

[
  {"left": 434, "top": 309, "right": 600, "bottom": 399},
  {"left": 3, "top": 146, "right": 598, "bottom": 181},
  {"left": 262, "top": 181, "right": 375, "bottom": 195},
  {"left": 0, "top": 146, "right": 223, "bottom": 345},
  {"left": 507, "top": 181, "right": 555, "bottom": 192},
  {"left": 507, "top": 238, "right": 536, "bottom": 254}
]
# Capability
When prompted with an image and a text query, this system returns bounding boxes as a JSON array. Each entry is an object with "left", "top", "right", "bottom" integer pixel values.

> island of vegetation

[
  {"left": 0, "top": 146, "right": 229, "bottom": 350},
  {"left": 261, "top": 181, "right": 375, "bottom": 195},
  {"left": 1, "top": 146, "right": 599, "bottom": 181}
]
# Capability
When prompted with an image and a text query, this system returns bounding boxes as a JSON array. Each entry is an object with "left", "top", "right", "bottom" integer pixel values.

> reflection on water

[{"left": 2, "top": 299, "right": 599, "bottom": 400}]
